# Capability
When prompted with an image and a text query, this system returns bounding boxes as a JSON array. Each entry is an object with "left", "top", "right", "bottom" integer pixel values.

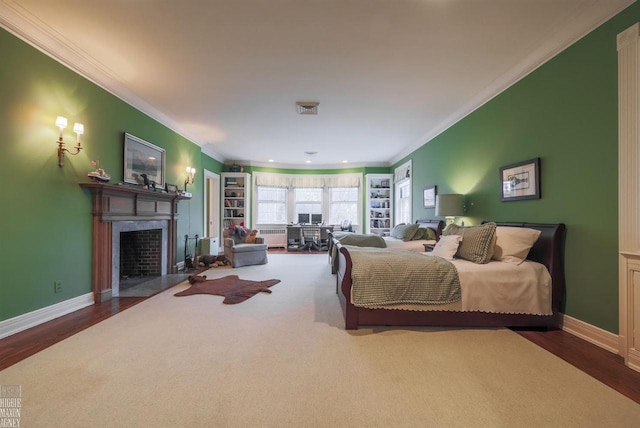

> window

[
  {"left": 396, "top": 180, "right": 412, "bottom": 224},
  {"left": 253, "top": 173, "right": 361, "bottom": 226},
  {"left": 256, "top": 186, "right": 287, "bottom": 224},
  {"left": 329, "top": 187, "right": 358, "bottom": 225},
  {"left": 294, "top": 188, "right": 322, "bottom": 221},
  {"left": 395, "top": 160, "right": 412, "bottom": 225}
]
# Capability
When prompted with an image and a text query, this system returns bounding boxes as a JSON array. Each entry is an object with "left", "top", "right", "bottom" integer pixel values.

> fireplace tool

[{"left": 184, "top": 234, "right": 199, "bottom": 271}]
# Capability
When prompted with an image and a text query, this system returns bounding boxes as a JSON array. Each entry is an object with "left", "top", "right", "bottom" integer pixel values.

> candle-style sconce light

[
  {"left": 184, "top": 166, "right": 195, "bottom": 191},
  {"left": 55, "top": 116, "right": 84, "bottom": 167}
]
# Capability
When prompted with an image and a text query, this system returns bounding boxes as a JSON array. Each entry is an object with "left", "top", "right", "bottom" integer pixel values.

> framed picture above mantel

[
  {"left": 500, "top": 157, "right": 540, "bottom": 202},
  {"left": 123, "top": 133, "right": 165, "bottom": 187}
]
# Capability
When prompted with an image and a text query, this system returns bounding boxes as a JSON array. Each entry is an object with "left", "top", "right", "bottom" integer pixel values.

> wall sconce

[
  {"left": 184, "top": 166, "right": 195, "bottom": 190},
  {"left": 435, "top": 194, "right": 465, "bottom": 226},
  {"left": 55, "top": 116, "right": 84, "bottom": 167}
]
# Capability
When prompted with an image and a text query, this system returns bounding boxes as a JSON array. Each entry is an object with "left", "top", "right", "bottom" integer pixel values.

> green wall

[
  {"left": 0, "top": 27, "right": 222, "bottom": 321},
  {"left": 398, "top": 2, "right": 639, "bottom": 333}
]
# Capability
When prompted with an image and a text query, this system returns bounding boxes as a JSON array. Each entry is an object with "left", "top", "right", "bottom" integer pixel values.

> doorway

[{"left": 203, "top": 170, "right": 221, "bottom": 252}]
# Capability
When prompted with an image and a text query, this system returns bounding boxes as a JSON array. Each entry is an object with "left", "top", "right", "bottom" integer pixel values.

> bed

[
  {"left": 328, "top": 219, "right": 444, "bottom": 273},
  {"left": 334, "top": 222, "right": 566, "bottom": 330}
]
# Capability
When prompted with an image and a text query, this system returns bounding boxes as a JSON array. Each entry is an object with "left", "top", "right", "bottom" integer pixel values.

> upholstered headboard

[{"left": 415, "top": 219, "right": 445, "bottom": 241}]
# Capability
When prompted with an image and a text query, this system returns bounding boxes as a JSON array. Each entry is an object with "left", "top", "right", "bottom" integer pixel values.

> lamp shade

[{"left": 435, "top": 194, "right": 464, "bottom": 217}]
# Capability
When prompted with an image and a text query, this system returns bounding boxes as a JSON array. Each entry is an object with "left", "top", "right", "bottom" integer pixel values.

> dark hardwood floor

[{"left": 1, "top": 295, "right": 639, "bottom": 405}]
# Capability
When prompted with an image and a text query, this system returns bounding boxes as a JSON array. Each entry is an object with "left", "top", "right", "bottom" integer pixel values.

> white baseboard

[
  {"left": 0, "top": 293, "right": 94, "bottom": 340},
  {"left": 561, "top": 314, "right": 620, "bottom": 354}
]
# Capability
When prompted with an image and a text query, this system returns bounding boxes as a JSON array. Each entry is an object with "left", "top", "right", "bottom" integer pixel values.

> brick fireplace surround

[{"left": 80, "top": 182, "right": 188, "bottom": 302}]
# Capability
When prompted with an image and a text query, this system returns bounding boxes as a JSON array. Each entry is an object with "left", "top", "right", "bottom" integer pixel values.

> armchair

[{"left": 223, "top": 228, "right": 268, "bottom": 268}]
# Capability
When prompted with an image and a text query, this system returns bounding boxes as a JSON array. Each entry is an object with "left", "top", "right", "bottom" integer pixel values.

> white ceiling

[{"left": 0, "top": 0, "right": 634, "bottom": 168}]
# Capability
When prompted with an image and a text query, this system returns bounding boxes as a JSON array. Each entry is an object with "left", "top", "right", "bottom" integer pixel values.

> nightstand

[{"left": 423, "top": 243, "right": 435, "bottom": 252}]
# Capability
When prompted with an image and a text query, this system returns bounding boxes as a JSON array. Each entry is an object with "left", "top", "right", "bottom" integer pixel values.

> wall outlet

[{"left": 54, "top": 281, "right": 62, "bottom": 293}]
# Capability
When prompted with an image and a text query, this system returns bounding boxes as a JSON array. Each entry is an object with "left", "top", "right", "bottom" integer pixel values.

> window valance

[
  {"left": 254, "top": 172, "right": 361, "bottom": 188},
  {"left": 394, "top": 160, "right": 412, "bottom": 183}
]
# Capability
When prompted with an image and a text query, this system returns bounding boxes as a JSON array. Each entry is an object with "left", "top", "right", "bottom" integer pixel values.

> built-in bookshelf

[
  {"left": 222, "top": 172, "right": 250, "bottom": 228},
  {"left": 365, "top": 174, "right": 393, "bottom": 235}
]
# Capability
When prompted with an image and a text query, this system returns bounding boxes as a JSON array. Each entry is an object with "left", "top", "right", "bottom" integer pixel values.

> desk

[{"left": 287, "top": 225, "right": 333, "bottom": 251}]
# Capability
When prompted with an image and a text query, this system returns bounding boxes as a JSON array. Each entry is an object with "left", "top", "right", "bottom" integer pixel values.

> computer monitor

[
  {"left": 311, "top": 214, "right": 322, "bottom": 224},
  {"left": 297, "top": 213, "right": 310, "bottom": 224}
]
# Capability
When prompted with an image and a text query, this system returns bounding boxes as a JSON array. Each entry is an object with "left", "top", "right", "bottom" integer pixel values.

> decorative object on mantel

[
  {"left": 87, "top": 160, "right": 111, "bottom": 182},
  {"left": 55, "top": 116, "right": 84, "bottom": 167},
  {"left": 165, "top": 183, "right": 178, "bottom": 194},
  {"left": 500, "top": 157, "right": 541, "bottom": 202},
  {"left": 174, "top": 274, "right": 281, "bottom": 304},
  {"left": 123, "top": 133, "right": 165, "bottom": 188}
]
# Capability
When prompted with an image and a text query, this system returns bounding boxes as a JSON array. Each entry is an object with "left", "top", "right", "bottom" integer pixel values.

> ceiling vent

[{"left": 296, "top": 102, "right": 319, "bottom": 115}]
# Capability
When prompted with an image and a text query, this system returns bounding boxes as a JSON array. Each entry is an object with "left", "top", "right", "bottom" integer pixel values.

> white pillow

[
  {"left": 430, "top": 235, "right": 463, "bottom": 260},
  {"left": 492, "top": 226, "right": 541, "bottom": 265}
]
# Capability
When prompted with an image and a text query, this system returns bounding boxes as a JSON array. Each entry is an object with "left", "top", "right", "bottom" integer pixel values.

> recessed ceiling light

[
  {"left": 305, "top": 160, "right": 311, "bottom": 164},
  {"left": 342, "top": 160, "right": 348, "bottom": 163},
  {"left": 268, "top": 159, "right": 274, "bottom": 162}
]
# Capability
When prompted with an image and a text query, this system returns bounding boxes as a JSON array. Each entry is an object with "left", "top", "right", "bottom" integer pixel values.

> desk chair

[
  {"left": 301, "top": 225, "right": 321, "bottom": 251},
  {"left": 320, "top": 226, "right": 333, "bottom": 251}
]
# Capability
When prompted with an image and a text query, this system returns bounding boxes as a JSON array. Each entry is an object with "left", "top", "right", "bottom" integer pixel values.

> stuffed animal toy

[
  {"left": 188, "top": 274, "right": 207, "bottom": 284},
  {"left": 198, "top": 254, "right": 229, "bottom": 268},
  {"left": 245, "top": 229, "right": 258, "bottom": 243},
  {"left": 199, "top": 254, "right": 217, "bottom": 267}
]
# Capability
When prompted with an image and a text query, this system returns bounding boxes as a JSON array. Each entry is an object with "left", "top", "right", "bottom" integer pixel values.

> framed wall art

[
  {"left": 123, "top": 133, "right": 165, "bottom": 187},
  {"left": 423, "top": 185, "right": 437, "bottom": 208},
  {"left": 165, "top": 183, "right": 178, "bottom": 194},
  {"left": 500, "top": 157, "right": 540, "bottom": 201}
]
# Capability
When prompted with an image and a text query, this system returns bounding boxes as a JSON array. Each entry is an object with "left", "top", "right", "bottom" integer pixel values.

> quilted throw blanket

[
  {"left": 348, "top": 247, "right": 461, "bottom": 307},
  {"left": 331, "top": 233, "right": 387, "bottom": 273}
]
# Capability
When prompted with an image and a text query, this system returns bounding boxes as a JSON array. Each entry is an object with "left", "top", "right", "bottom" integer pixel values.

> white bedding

[
  {"left": 355, "top": 257, "right": 552, "bottom": 315},
  {"left": 382, "top": 237, "right": 436, "bottom": 252}
]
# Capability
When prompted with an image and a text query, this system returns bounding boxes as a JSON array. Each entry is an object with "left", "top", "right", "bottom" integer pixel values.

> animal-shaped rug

[{"left": 174, "top": 274, "right": 281, "bottom": 304}]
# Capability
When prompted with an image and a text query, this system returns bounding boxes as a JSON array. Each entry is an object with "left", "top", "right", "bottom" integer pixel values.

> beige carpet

[{"left": 1, "top": 254, "right": 639, "bottom": 427}]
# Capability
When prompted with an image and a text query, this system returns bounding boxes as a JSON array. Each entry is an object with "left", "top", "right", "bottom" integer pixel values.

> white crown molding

[
  {"left": 0, "top": 0, "right": 206, "bottom": 150},
  {"left": 200, "top": 145, "right": 226, "bottom": 164},
  {"left": 390, "top": 0, "right": 635, "bottom": 165}
]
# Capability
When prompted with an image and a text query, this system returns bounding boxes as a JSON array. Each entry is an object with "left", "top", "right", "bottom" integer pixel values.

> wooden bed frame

[
  {"left": 335, "top": 222, "right": 566, "bottom": 330},
  {"left": 328, "top": 219, "right": 444, "bottom": 284}
]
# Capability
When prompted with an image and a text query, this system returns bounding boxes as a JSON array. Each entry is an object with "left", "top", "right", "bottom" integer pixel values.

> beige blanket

[
  {"left": 348, "top": 247, "right": 461, "bottom": 307},
  {"left": 358, "top": 257, "right": 552, "bottom": 315}
]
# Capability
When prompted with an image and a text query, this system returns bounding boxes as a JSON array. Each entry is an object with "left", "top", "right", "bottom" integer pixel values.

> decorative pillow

[
  {"left": 390, "top": 223, "right": 419, "bottom": 241},
  {"left": 389, "top": 223, "right": 406, "bottom": 239},
  {"left": 492, "top": 226, "right": 541, "bottom": 265},
  {"left": 443, "top": 222, "right": 497, "bottom": 264},
  {"left": 411, "top": 227, "right": 437, "bottom": 241},
  {"left": 430, "top": 235, "right": 462, "bottom": 260}
]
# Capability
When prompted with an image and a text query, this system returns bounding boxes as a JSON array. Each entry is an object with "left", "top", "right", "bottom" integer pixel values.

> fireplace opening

[{"left": 119, "top": 228, "right": 162, "bottom": 290}]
